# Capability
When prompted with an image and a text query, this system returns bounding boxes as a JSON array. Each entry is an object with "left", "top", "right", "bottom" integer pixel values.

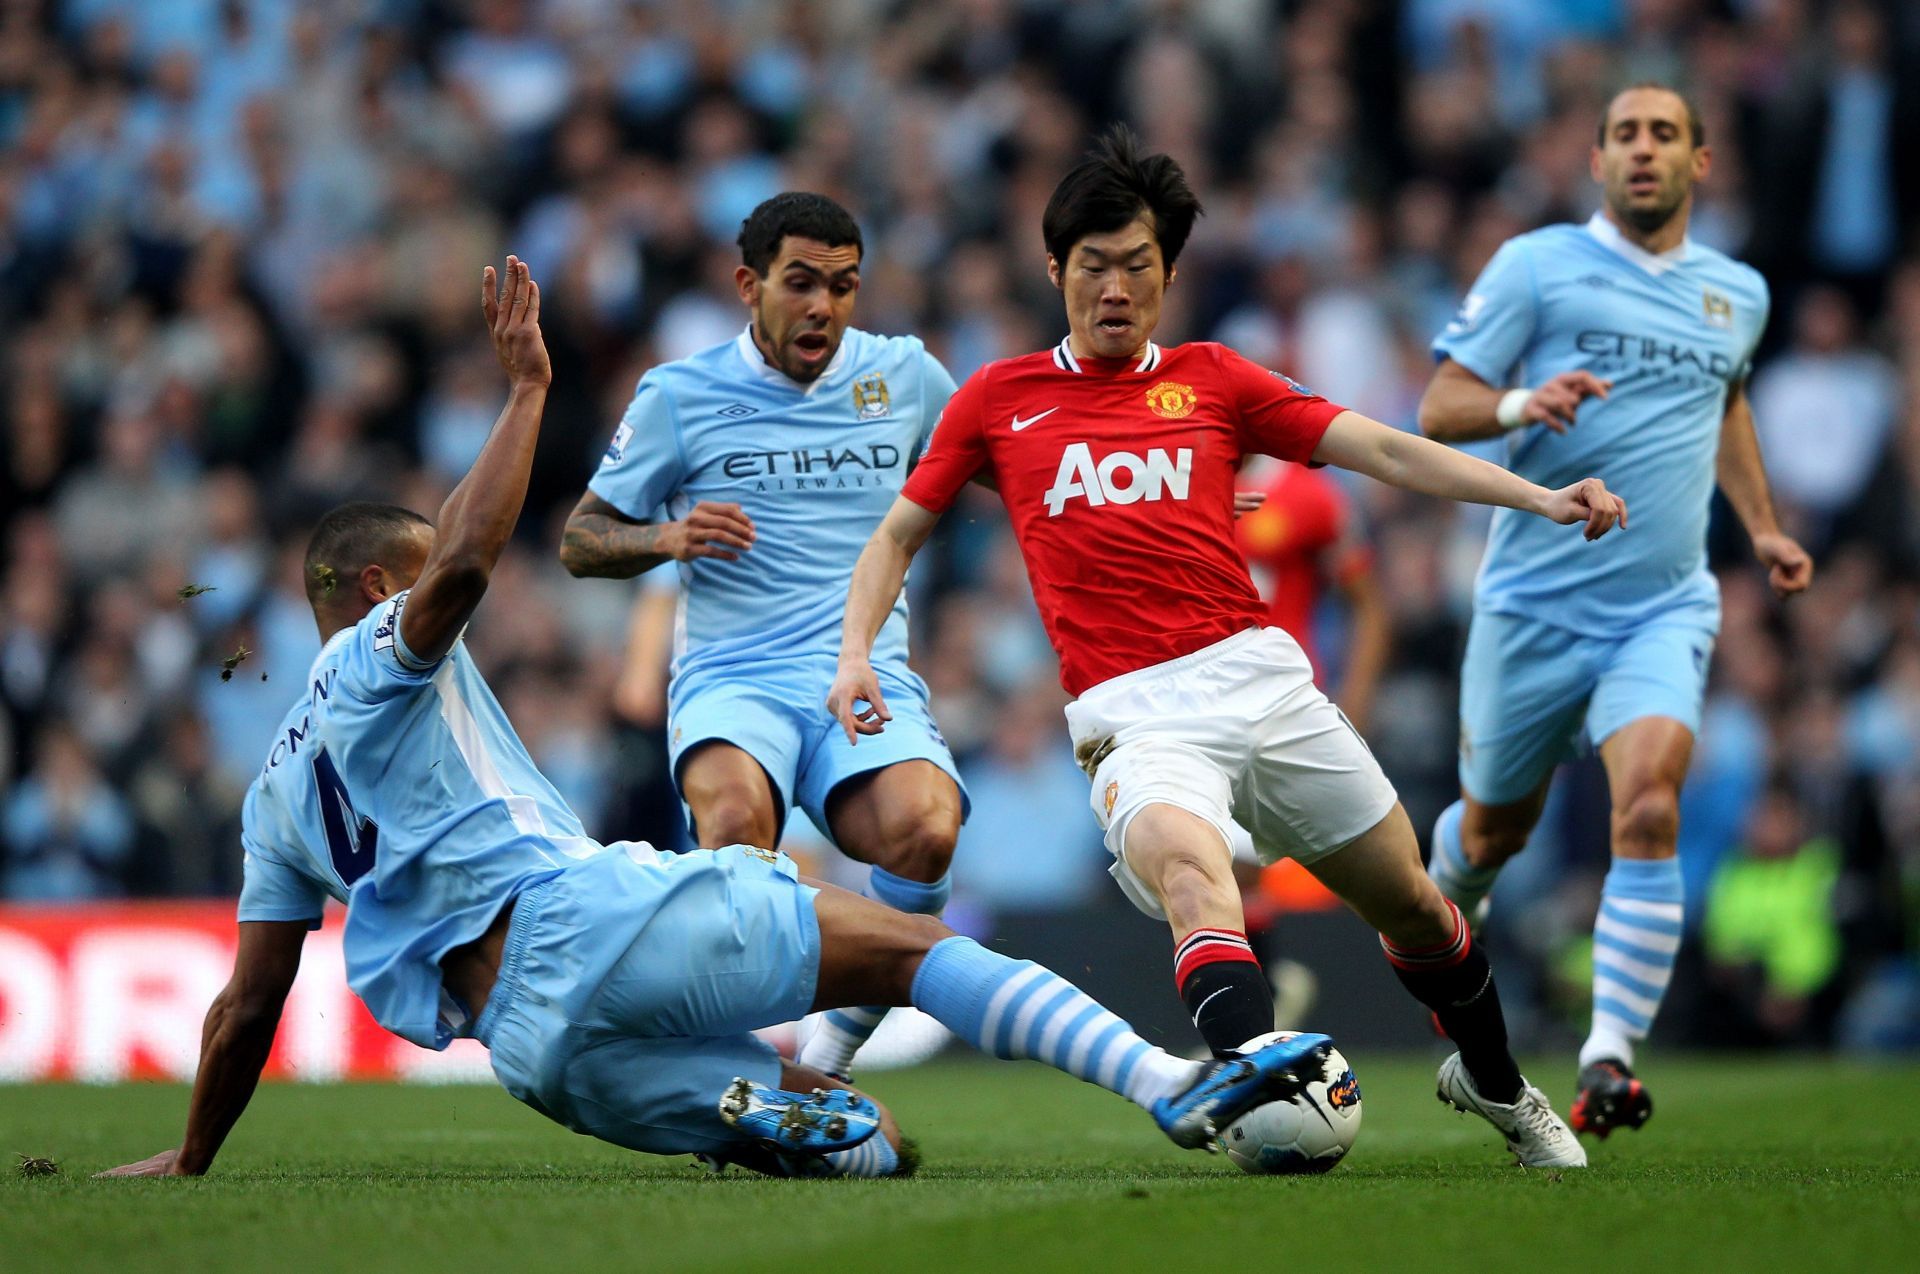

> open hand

[
  {"left": 483, "top": 255, "right": 551, "bottom": 388},
  {"left": 1525, "top": 371, "right": 1610, "bottom": 434},
  {"left": 1753, "top": 532, "right": 1813, "bottom": 599},
  {"left": 826, "top": 659, "right": 891, "bottom": 744},
  {"left": 1541, "top": 477, "right": 1627, "bottom": 541},
  {"left": 96, "top": 1149, "right": 184, "bottom": 1178}
]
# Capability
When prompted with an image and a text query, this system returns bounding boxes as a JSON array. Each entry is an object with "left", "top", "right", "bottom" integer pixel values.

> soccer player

[
  {"left": 559, "top": 193, "right": 964, "bottom": 1079},
  {"left": 100, "top": 258, "right": 1330, "bottom": 1181},
  {"left": 1417, "top": 84, "right": 1813, "bottom": 1138},
  {"left": 830, "top": 128, "right": 1624, "bottom": 1168}
]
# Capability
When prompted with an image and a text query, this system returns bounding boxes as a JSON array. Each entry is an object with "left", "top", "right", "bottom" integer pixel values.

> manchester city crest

[
  {"left": 1701, "top": 287, "right": 1733, "bottom": 330},
  {"left": 852, "top": 373, "right": 891, "bottom": 420}
]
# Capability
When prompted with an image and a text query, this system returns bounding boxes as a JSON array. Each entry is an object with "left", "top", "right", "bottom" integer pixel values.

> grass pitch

[{"left": 4, "top": 1056, "right": 1916, "bottom": 1273}]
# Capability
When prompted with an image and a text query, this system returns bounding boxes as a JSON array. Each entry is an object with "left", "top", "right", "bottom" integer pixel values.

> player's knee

[
  {"left": 872, "top": 817, "right": 957, "bottom": 884},
  {"left": 1615, "top": 784, "right": 1680, "bottom": 854},
  {"left": 694, "top": 794, "right": 778, "bottom": 850},
  {"left": 1377, "top": 879, "right": 1460, "bottom": 950},
  {"left": 1460, "top": 818, "right": 1530, "bottom": 870}
]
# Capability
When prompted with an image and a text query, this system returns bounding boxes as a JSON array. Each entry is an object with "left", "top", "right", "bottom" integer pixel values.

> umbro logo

[
  {"left": 717, "top": 403, "right": 760, "bottom": 419},
  {"left": 1579, "top": 274, "right": 1616, "bottom": 289},
  {"left": 1011, "top": 407, "right": 1059, "bottom": 432}
]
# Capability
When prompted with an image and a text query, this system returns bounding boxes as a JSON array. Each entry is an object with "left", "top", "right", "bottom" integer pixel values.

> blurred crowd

[{"left": 2, "top": 0, "right": 1917, "bottom": 1051}]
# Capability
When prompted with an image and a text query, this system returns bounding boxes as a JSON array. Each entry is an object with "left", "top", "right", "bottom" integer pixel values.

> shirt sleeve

[
  {"left": 586, "top": 374, "right": 686, "bottom": 519},
  {"left": 1218, "top": 346, "right": 1346, "bottom": 463},
  {"left": 333, "top": 591, "right": 445, "bottom": 703},
  {"left": 1736, "top": 274, "right": 1771, "bottom": 383},
  {"left": 916, "top": 349, "right": 959, "bottom": 459},
  {"left": 901, "top": 368, "right": 990, "bottom": 514},
  {"left": 1431, "top": 237, "right": 1537, "bottom": 386},
  {"left": 236, "top": 789, "right": 327, "bottom": 928}
]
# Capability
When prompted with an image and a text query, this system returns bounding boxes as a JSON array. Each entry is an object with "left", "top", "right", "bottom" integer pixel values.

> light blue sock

[
  {"left": 1427, "top": 800, "right": 1501, "bottom": 915},
  {"left": 823, "top": 1133, "right": 901, "bottom": 1178},
  {"left": 910, "top": 936, "right": 1196, "bottom": 1111},
  {"left": 799, "top": 867, "right": 953, "bottom": 1076},
  {"left": 1585, "top": 856, "right": 1684, "bottom": 1069}
]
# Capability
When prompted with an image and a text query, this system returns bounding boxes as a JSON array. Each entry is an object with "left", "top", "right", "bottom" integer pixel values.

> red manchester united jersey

[{"left": 903, "top": 337, "right": 1345, "bottom": 695}]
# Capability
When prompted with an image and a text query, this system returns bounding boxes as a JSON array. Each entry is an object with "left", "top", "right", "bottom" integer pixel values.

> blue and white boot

[
  {"left": 1152, "top": 1032, "right": 1334, "bottom": 1149},
  {"left": 718, "top": 1078, "right": 882, "bottom": 1153}
]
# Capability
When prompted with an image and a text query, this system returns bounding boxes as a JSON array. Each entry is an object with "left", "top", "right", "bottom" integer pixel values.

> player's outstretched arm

[
  {"left": 559, "top": 492, "right": 755, "bottom": 578},
  {"left": 1313, "top": 410, "right": 1627, "bottom": 540},
  {"left": 97, "top": 921, "right": 308, "bottom": 1178},
  {"left": 827, "top": 496, "right": 940, "bottom": 742},
  {"left": 1717, "top": 381, "right": 1812, "bottom": 599},
  {"left": 1418, "top": 358, "right": 1610, "bottom": 442},
  {"left": 399, "top": 257, "right": 551, "bottom": 666}
]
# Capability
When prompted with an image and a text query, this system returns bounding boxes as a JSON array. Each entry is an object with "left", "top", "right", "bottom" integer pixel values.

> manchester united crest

[
  {"left": 1104, "top": 780, "right": 1119, "bottom": 818},
  {"left": 852, "top": 373, "right": 892, "bottom": 420},
  {"left": 1145, "top": 381, "right": 1197, "bottom": 419}
]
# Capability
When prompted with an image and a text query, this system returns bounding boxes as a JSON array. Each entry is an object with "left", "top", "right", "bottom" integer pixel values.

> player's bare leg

[
  {"left": 679, "top": 740, "right": 782, "bottom": 848},
  {"left": 1124, "top": 803, "right": 1276, "bottom": 1056},
  {"left": 1429, "top": 780, "right": 1553, "bottom": 928},
  {"left": 1308, "top": 804, "right": 1583, "bottom": 1167},
  {"left": 1574, "top": 716, "right": 1693, "bottom": 1137},
  {"left": 799, "top": 761, "right": 963, "bottom": 1077},
  {"left": 803, "top": 880, "right": 1332, "bottom": 1150}
]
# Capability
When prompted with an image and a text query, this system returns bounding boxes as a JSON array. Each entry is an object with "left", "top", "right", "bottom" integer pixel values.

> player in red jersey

[{"left": 829, "top": 129, "right": 1623, "bottom": 1166}]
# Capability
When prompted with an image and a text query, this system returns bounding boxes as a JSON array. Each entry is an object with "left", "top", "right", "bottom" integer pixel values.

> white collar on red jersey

[
  {"left": 734, "top": 325, "right": 847, "bottom": 395},
  {"left": 1052, "top": 336, "right": 1163, "bottom": 374}
]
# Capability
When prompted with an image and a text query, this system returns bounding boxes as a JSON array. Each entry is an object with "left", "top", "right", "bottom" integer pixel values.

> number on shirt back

[{"left": 312, "top": 746, "right": 378, "bottom": 886}]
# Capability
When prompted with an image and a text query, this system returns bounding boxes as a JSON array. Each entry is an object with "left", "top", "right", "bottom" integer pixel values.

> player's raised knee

[
  {"left": 694, "top": 794, "right": 779, "bottom": 850},
  {"left": 874, "top": 816, "right": 958, "bottom": 884}
]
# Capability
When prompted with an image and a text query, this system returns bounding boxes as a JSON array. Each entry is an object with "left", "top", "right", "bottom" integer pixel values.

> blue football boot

[
  {"left": 717, "top": 1078, "right": 881, "bottom": 1153},
  {"left": 1152, "top": 1032, "right": 1334, "bottom": 1149}
]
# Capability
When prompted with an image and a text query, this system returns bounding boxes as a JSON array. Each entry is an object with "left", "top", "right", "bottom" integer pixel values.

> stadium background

[{"left": 1, "top": 0, "right": 1917, "bottom": 1079}]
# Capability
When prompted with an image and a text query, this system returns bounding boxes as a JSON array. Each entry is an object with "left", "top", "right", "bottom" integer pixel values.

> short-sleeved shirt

[
  {"left": 239, "top": 592, "right": 592, "bottom": 1049},
  {"left": 1432, "top": 213, "right": 1770, "bottom": 635},
  {"left": 902, "top": 338, "right": 1344, "bottom": 695},
  {"left": 587, "top": 327, "right": 955, "bottom": 699}
]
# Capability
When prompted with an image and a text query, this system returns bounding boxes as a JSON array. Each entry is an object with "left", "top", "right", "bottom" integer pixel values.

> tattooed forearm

[{"left": 559, "top": 514, "right": 676, "bottom": 578}]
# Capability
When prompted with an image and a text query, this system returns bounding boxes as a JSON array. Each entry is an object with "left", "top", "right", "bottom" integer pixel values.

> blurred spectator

[
  {"left": 3, "top": 720, "right": 136, "bottom": 900},
  {"left": 1702, "top": 783, "right": 1843, "bottom": 1046}
]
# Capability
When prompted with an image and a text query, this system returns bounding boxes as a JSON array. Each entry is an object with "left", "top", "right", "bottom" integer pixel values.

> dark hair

[
  {"left": 1042, "top": 125, "right": 1204, "bottom": 273},
  {"left": 304, "top": 502, "right": 431, "bottom": 606},
  {"left": 737, "top": 192, "right": 863, "bottom": 276},
  {"left": 1598, "top": 83, "right": 1705, "bottom": 148}
]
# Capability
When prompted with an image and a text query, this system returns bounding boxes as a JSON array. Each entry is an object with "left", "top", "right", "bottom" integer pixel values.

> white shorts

[{"left": 1064, "top": 627, "right": 1399, "bottom": 920}]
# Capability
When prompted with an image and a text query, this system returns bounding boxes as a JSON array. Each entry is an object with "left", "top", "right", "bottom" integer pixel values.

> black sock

[
  {"left": 1175, "top": 928, "right": 1274, "bottom": 1057},
  {"left": 1383, "top": 907, "right": 1522, "bottom": 1104}
]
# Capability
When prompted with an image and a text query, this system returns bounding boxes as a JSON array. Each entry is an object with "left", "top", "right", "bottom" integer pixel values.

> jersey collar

[
  {"left": 1052, "top": 335, "right": 1163, "bottom": 374},
  {"left": 734, "top": 325, "right": 848, "bottom": 396},
  {"left": 1585, "top": 211, "right": 1691, "bottom": 276}
]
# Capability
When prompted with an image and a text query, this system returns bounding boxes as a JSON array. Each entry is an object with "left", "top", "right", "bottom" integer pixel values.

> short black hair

[
  {"left": 304, "top": 502, "right": 431, "bottom": 607},
  {"left": 1042, "top": 125, "right": 1204, "bottom": 273},
  {"left": 737, "top": 192, "right": 863, "bottom": 276},
  {"left": 1598, "top": 82, "right": 1705, "bottom": 148}
]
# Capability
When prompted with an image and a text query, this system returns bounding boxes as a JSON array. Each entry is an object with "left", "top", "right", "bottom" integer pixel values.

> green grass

[{"left": 4, "top": 1057, "right": 1917, "bottom": 1273}]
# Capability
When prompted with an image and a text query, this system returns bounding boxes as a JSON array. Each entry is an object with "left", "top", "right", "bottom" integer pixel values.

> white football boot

[{"left": 1436, "top": 1053, "right": 1587, "bottom": 1169}]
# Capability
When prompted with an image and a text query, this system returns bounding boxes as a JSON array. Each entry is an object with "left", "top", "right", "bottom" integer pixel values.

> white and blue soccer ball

[{"left": 1217, "top": 1032, "right": 1362, "bottom": 1175}]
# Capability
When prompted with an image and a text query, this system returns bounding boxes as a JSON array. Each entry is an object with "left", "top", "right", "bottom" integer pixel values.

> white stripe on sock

[
  {"left": 1594, "top": 946, "right": 1672, "bottom": 987},
  {"left": 1605, "top": 896, "right": 1683, "bottom": 921},
  {"left": 1065, "top": 1012, "right": 1123, "bottom": 1076},
  {"left": 1594, "top": 977, "right": 1661, "bottom": 1020},
  {"left": 1595, "top": 913, "right": 1681, "bottom": 955},
  {"left": 1005, "top": 980, "right": 1078, "bottom": 1060},
  {"left": 977, "top": 965, "right": 1049, "bottom": 1051}
]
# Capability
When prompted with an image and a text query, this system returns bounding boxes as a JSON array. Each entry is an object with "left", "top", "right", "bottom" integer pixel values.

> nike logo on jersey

[{"left": 1011, "top": 407, "right": 1059, "bottom": 431}]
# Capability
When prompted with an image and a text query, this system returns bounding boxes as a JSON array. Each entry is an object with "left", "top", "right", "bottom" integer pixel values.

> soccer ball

[{"left": 1216, "top": 1032, "right": 1362, "bottom": 1174}]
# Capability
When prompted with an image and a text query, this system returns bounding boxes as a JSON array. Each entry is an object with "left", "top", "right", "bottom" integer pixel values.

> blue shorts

[
  {"left": 1459, "top": 609, "right": 1717, "bottom": 805},
  {"left": 668, "top": 664, "right": 967, "bottom": 843},
  {"left": 474, "top": 841, "right": 821, "bottom": 1157}
]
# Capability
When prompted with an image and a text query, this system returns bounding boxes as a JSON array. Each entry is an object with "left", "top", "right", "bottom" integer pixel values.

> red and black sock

[
  {"left": 1174, "top": 928, "right": 1273, "bottom": 1058},
  {"left": 1382, "top": 901, "right": 1522, "bottom": 1104}
]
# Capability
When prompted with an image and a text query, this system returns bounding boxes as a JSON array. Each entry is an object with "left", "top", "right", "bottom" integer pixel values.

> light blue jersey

[
  {"left": 589, "top": 327, "right": 954, "bottom": 696},
  {"left": 1434, "top": 213, "right": 1770, "bottom": 636},
  {"left": 237, "top": 591, "right": 592, "bottom": 1049}
]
